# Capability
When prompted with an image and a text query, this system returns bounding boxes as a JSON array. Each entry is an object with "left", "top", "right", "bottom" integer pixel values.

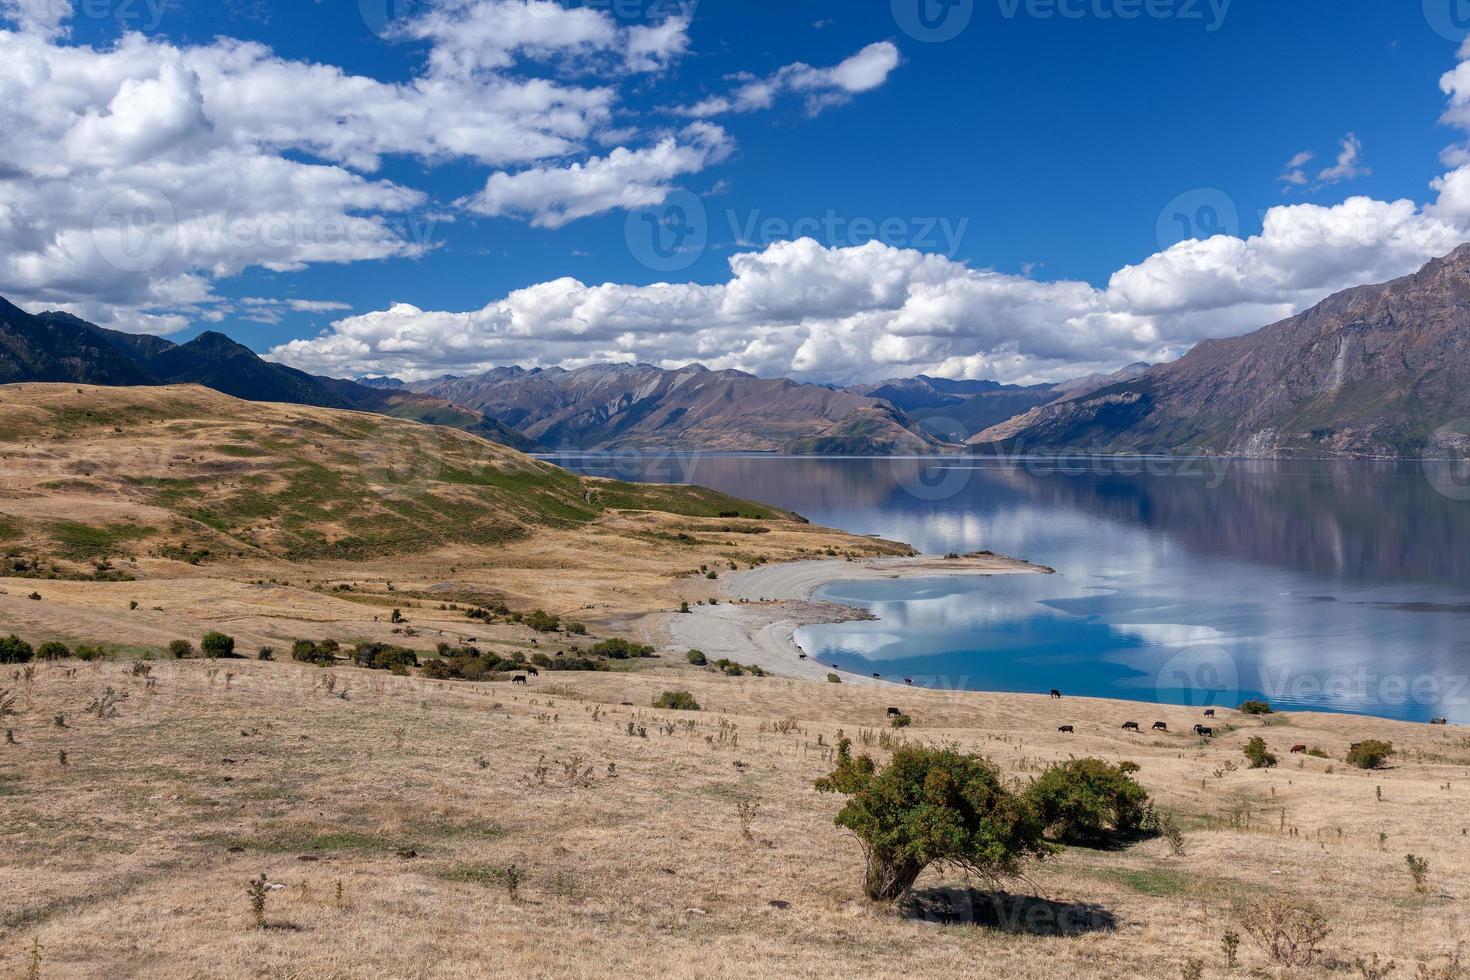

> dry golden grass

[{"left": 2, "top": 657, "right": 1467, "bottom": 978}]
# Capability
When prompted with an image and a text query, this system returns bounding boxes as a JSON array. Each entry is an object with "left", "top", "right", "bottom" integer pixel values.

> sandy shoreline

[{"left": 660, "top": 553, "right": 1047, "bottom": 685}]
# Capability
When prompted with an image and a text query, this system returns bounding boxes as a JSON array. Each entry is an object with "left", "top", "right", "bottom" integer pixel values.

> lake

[{"left": 547, "top": 453, "right": 1470, "bottom": 721}]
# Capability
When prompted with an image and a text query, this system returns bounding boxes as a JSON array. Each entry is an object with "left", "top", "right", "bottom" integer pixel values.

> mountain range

[
  {"left": 974, "top": 245, "right": 1470, "bottom": 458},
  {"left": 4, "top": 245, "right": 1469, "bottom": 458},
  {"left": 0, "top": 298, "right": 534, "bottom": 450}
]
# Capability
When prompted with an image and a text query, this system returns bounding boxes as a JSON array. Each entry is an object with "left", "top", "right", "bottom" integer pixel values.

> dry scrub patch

[{"left": 1, "top": 659, "right": 1467, "bottom": 977}]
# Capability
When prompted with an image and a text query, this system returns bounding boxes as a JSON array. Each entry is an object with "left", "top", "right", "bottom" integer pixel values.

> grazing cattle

[
  {"left": 1058, "top": 725, "right": 1075, "bottom": 734},
  {"left": 1152, "top": 721, "right": 1168, "bottom": 732},
  {"left": 872, "top": 672, "right": 881, "bottom": 679},
  {"left": 798, "top": 653, "right": 807, "bottom": 660},
  {"left": 525, "top": 667, "right": 539, "bottom": 677},
  {"left": 1194, "top": 724, "right": 1214, "bottom": 737},
  {"left": 511, "top": 674, "right": 528, "bottom": 686},
  {"left": 1122, "top": 721, "right": 1140, "bottom": 732},
  {"left": 1203, "top": 709, "right": 1216, "bottom": 718},
  {"left": 886, "top": 707, "right": 902, "bottom": 717},
  {"left": 1290, "top": 744, "right": 1307, "bottom": 753},
  {"left": 1431, "top": 717, "right": 1449, "bottom": 725},
  {"left": 904, "top": 678, "right": 913, "bottom": 686},
  {"left": 1050, "top": 689, "right": 1062, "bottom": 699}
]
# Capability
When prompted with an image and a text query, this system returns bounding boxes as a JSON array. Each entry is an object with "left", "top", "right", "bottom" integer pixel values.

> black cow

[
  {"left": 1203, "top": 708, "right": 1216, "bottom": 718},
  {"left": 904, "top": 678, "right": 913, "bottom": 686},
  {"left": 1049, "top": 689, "right": 1062, "bottom": 699},
  {"left": 872, "top": 672, "right": 881, "bottom": 679},
  {"left": 525, "top": 666, "right": 539, "bottom": 677},
  {"left": 1431, "top": 717, "right": 1449, "bottom": 725},
  {"left": 1058, "top": 725, "right": 1075, "bottom": 734},
  {"left": 1152, "top": 721, "right": 1168, "bottom": 731},
  {"left": 886, "top": 707, "right": 902, "bottom": 717},
  {"left": 1194, "top": 724, "right": 1214, "bottom": 737},
  {"left": 798, "top": 653, "right": 807, "bottom": 660},
  {"left": 1122, "top": 721, "right": 1140, "bottom": 732},
  {"left": 511, "top": 674, "right": 528, "bottom": 686}
]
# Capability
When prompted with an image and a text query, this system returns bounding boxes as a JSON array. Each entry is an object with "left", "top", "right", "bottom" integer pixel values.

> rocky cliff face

[
  {"left": 406, "top": 362, "right": 946, "bottom": 453},
  {"left": 973, "top": 246, "right": 1470, "bottom": 457}
]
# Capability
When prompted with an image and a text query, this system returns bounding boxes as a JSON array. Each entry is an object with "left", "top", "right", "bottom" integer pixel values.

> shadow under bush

[{"left": 902, "top": 887, "right": 1117, "bottom": 936}]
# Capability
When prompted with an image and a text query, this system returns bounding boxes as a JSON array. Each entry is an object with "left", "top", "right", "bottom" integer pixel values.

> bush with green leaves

[
  {"left": 1244, "top": 736, "right": 1277, "bottom": 769},
  {"left": 37, "top": 641, "right": 71, "bottom": 661},
  {"left": 1238, "top": 699, "right": 1274, "bottom": 715},
  {"left": 589, "top": 638, "right": 654, "bottom": 659},
  {"left": 565, "top": 621, "right": 586, "bottom": 635},
  {"left": 814, "top": 739, "right": 1051, "bottom": 900},
  {"left": 201, "top": 631, "right": 235, "bottom": 659},
  {"left": 0, "top": 635, "right": 33, "bottom": 664},
  {"left": 827, "top": 672, "right": 841, "bottom": 683},
  {"left": 653, "top": 690, "right": 701, "bottom": 711},
  {"left": 523, "top": 609, "right": 560, "bottom": 633},
  {"left": 351, "top": 642, "right": 418, "bottom": 671},
  {"left": 291, "top": 639, "right": 339, "bottom": 667},
  {"left": 1346, "top": 739, "right": 1393, "bottom": 770},
  {"left": 168, "top": 639, "right": 193, "bottom": 659},
  {"left": 1025, "top": 758, "right": 1150, "bottom": 845},
  {"left": 890, "top": 713, "right": 912, "bottom": 728},
  {"left": 686, "top": 650, "right": 708, "bottom": 666}
]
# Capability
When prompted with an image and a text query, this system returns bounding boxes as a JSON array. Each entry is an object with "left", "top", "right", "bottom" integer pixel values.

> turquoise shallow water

[{"left": 547, "top": 453, "right": 1470, "bottom": 721}]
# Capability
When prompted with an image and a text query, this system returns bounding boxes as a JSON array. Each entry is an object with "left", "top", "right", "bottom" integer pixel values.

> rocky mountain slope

[
  {"left": 0, "top": 299, "right": 533, "bottom": 449},
  {"left": 973, "top": 247, "right": 1470, "bottom": 457},
  {"left": 405, "top": 363, "right": 946, "bottom": 454}
]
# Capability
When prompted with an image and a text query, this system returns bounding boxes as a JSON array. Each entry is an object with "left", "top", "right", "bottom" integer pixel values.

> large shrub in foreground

[
  {"left": 815, "top": 740, "right": 1050, "bottom": 901},
  {"left": 0, "top": 635, "right": 33, "bottom": 664},
  {"left": 1026, "top": 758, "right": 1150, "bottom": 846}
]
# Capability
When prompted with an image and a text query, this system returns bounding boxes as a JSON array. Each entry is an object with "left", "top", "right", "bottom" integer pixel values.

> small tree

[
  {"left": 37, "top": 641, "right": 71, "bottom": 661},
  {"left": 814, "top": 739, "right": 1051, "bottom": 901},
  {"left": 1026, "top": 758, "right": 1150, "bottom": 845},
  {"left": 0, "top": 635, "right": 34, "bottom": 664},
  {"left": 524, "top": 609, "right": 560, "bottom": 633},
  {"left": 1244, "top": 736, "right": 1277, "bottom": 769},
  {"left": 653, "top": 690, "right": 700, "bottom": 711},
  {"left": 201, "top": 631, "right": 235, "bottom": 659},
  {"left": 168, "top": 639, "right": 193, "bottom": 659},
  {"left": 1238, "top": 699, "right": 1274, "bottom": 715},
  {"left": 686, "top": 650, "right": 707, "bottom": 666},
  {"left": 1347, "top": 740, "right": 1393, "bottom": 770}
]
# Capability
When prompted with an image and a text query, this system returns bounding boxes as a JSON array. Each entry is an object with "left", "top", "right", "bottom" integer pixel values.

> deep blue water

[{"left": 547, "top": 453, "right": 1470, "bottom": 722}]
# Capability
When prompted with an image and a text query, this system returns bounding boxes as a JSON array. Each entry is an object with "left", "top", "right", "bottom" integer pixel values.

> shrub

[
  {"left": 0, "top": 635, "right": 34, "bottom": 664},
  {"left": 679, "top": 601, "right": 691, "bottom": 614},
  {"left": 890, "top": 713, "right": 912, "bottom": 728},
  {"left": 589, "top": 638, "right": 654, "bottom": 659},
  {"left": 1406, "top": 853, "right": 1430, "bottom": 892},
  {"left": 201, "top": 631, "right": 235, "bottom": 659},
  {"left": 814, "top": 739, "right": 1051, "bottom": 901},
  {"left": 351, "top": 642, "right": 417, "bottom": 671},
  {"left": 565, "top": 621, "right": 587, "bottom": 635},
  {"left": 686, "top": 650, "right": 708, "bottom": 666},
  {"left": 37, "top": 641, "right": 71, "bottom": 661},
  {"left": 168, "top": 639, "right": 193, "bottom": 659},
  {"left": 1243, "top": 736, "right": 1277, "bottom": 769},
  {"left": 1347, "top": 739, "right": 1393, "bottom": 770},
  {"left": 1026, "top": 758, "right": 1150, "bottom": 846},
  {"left": 74, "top": 645, "right": 104, "bottom": 662},
  {"left": 653, "top": 690, "right": 701, "bottom": 711},
  {"left": 524, "top": 609, "right": 560, "bottom": 633},
  {"left": 827, "top": 672, "right": 841, "bottom": 683},
  {"left": 1238, "top": 699, "right": 1274, "bottom": 715},
  {"left": 291, "top": 639, "right": 339, "bottom": 667},
  {"left": 257, "top": 647, "right": 274, "bottom": 661},
  {"left": 1237, "top": 895, "right": 1329, "bottom": 966},
  {"left": 530, "top": 652, "right": 552, "bottom": 668}
]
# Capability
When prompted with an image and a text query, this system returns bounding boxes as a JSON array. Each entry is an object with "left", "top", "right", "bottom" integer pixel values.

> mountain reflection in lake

[{"left": 547, "top": 454, "right": 1470, "bottom": 721}]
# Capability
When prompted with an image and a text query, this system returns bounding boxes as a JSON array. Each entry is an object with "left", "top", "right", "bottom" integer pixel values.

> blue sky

[{"left": 5, "top": 0, "right": 1470, "bottom": 382}]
